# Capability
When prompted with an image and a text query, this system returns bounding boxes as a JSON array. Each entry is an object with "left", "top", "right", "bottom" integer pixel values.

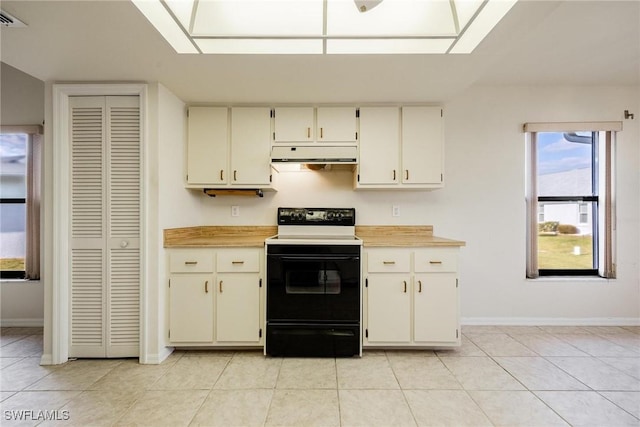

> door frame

[{"left": 50, "top": 84, "right": 148, "bottom": 364}]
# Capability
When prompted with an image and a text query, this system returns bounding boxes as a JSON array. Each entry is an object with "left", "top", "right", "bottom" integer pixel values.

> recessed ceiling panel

[
  {"left": 327, "top": 0, "right": 457, "bottom": 36},
  {"left": 192, "top": 0, "right": 324, "bottom": 36},
  {"left": 165, "top": 0, "right": 195, "bottom": 31},
  {"left": 196, "top": 38, "right": 324, "bottom": 54},
  {"left": 453, "top": 0, "right": 485, "bottom": 31},
  {"left": 327, "top": 38, "right": 453, "bottom": 54}
]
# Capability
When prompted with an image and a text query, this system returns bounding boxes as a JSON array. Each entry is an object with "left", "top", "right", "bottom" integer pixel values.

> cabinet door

[
  {"left": 366, "top": 275, "right": 411, "bottom": 343},
  {"left": 357, "top": 107, "right": 400, "bottom": 185},
  {"left": 401, "top": 106, "right": 443, "bottom": 185},
  {"left": 274, "top": 107, "right": 314, "bottom": 142},
  {"left": 316, "top": 107, "right": 358, "bottom": 142},
  {"left": 413, "top": 273, "right": 458, "bottom": 343},
  {"left": 216, "top": 274, "right": 261, "bottom": 342},
  {"left": 169, "top": 274, "right": 214, "bottom": 343},
  {"left": 187, "top": 107, "right": 228, "bottom": 185},
  {"left": 230, "top": 107, "right": 272, "bottom": 185}
]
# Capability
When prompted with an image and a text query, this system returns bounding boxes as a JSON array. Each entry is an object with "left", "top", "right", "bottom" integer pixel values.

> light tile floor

[{"left": 1, "top": 326, "right": 639, "bottom": 426}]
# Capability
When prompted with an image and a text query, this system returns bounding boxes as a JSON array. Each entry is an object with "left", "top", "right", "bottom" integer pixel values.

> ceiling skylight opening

[
  {"left": 132, "top": 0, "right": 518, "bottom": 55},
  {"left": 131, "top": 0, "right": 199, "bottom": 53}
]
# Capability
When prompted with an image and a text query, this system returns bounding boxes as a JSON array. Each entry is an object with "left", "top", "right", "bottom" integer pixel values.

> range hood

[{"left": 271, "top": 145, "right": 357, "bottom": 164}]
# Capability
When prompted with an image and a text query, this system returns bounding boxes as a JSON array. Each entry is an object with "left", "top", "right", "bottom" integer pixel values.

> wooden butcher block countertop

[
  {"left": 164, "top": 226, "right": 277, "bottom": 248},
  {"left": 356, "top": 226, "right": 465, "bottom": 247},
  {"left": 164, "top": 225, "right": 464, "bottom": 248}
]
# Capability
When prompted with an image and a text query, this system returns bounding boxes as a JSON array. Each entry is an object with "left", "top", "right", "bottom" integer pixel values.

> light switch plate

[
  {"left": 231, "top": 206, "right": 240, "bottom": 217},
  {"left": 392, "top": 206, "right": 400, "bottom": 217}
]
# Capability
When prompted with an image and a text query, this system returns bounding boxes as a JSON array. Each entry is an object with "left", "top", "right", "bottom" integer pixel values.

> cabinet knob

[{"left": 119, "top": 240, "right": 129, "bottom": 248}]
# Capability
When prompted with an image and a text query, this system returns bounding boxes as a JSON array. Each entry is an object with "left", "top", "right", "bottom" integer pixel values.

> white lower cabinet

[
  {"left": 168, "top": 248, "right": 264, "bottom": 347},
  {"left": 367, "top": 274, "right": 411, "bottom": 343},
  {"left": 169, "top": 274, "right": 214, "bottom": 343},
  {"left": 364, "top": 247, "right": 460, "bottom": 348}
]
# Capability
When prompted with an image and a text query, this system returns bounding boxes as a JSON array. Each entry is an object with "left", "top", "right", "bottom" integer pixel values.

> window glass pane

[
  {"left": 0, "top": 134, "right": 27, "bottom": 198},
  {"left": 538, "top": 201, "right": 594, "bottom": 270},
  {"left": 0, "top": 203, "right": 26, "bottom": 271},
  {"left": 1, "top": 133, "right": 27, "bottom": 272},
  {"left": 537, "top": 132, "right": 593, "bottom": 197}
]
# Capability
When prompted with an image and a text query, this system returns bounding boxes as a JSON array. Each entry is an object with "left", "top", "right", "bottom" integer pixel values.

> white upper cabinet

[
  {"left": 273, "top": 107, "right": 314, "bottom": 142},
  {"left": 357, "top": 107, "right": 400, "bottom": 185},
  {"left": 402, "top": 106, "right": 444, "bottom": 186},
  {"left": 356, "top": 105, "right": 444, "bottom": 190},
  {"left": 273, "top": 106, "right": 358, "bottom": 143},
  {"left": 316, "top": 107, "right": 358, "bottom": 142},
  {"left": 230, "top": 107, "right": 272, "bottom": 185},
  {"left": 186, "top": 106, "right": 274, "bottom": 189},
  {"left": 186, "top": 107, "right": 228, "bottom": 185}
]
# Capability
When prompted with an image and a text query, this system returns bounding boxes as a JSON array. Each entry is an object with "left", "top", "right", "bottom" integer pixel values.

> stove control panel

[{"left": 277, "top": 207, "right": 356, "bottom": 226}]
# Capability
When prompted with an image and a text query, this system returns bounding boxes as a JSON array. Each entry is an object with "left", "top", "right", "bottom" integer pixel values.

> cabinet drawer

[
  {"left": 169, "top": 250, "right": 215, "bottom": 273},
  {"left": 367, "top": 250, "right": 410, "bottom": 273},
  {"left": 414, "top": 248, "right": 458, "bottom": 273},
  {"left": 217, "top": 249, "right": 260, "bottom": 273}
]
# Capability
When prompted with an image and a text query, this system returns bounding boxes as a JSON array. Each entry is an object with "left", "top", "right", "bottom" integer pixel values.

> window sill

[{"left": 526, "top": 276, "right": 614, "bottom": 283}]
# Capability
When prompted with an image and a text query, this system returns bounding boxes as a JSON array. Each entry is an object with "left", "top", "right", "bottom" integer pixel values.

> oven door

[{"left": 267, "top": 245, "right": 360, "bottom": 323}]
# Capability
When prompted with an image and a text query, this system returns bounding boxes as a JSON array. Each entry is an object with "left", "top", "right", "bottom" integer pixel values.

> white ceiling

[{"left": 1, "top": 0, "right": 638, "bottom": 103}]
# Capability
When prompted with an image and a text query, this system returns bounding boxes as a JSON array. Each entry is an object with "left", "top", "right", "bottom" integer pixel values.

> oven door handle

[{"left": 275, "top": 255, "right": 360, "bottom": 261}]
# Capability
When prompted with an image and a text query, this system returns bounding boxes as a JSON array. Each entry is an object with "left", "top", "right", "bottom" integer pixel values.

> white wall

[
  {"left": 156, "top": 84, "right": 639, "bottom": 327},
  {"left": 0, "top": 62, "right": 45, "bottom": 327}
]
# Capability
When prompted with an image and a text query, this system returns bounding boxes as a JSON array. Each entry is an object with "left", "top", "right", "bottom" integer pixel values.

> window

[
  {"left": 578, "top": 203, "right": 589, "bottom": 224},
  {"left": 0, "top": 133, "right": 27, "bottom": 279},
  {"left": 0, "top": 127, "right": 41, "bottom": 280},
  {"left": 525, "top": 122, "right": 618, "bottom": 278}
]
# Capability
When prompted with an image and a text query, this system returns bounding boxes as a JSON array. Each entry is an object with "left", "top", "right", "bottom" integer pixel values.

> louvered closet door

[{"left": 69, "top": 96, "right": 140, "bottom": 358}]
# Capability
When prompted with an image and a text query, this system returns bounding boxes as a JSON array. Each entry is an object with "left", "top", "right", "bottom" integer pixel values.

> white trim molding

[
  {"left": 462, "top": 317, "right": 640, "bottom": 326},
  {"left": 49, "top": 83, "right": 148, "bottom": 365},
  {"left": 523, "top": 121, "right": 623, "bottom": 132}
]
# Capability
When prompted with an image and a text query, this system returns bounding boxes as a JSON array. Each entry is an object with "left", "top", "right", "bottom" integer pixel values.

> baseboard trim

[
  {"left": 462, "top": 317, "right": 640, "bottom": 326},
  {"left": 141, "top": 347, "right": 174, "bottom": 365},
  {"left": 1, "top": 318, "right": 44, "bottom": 327}
]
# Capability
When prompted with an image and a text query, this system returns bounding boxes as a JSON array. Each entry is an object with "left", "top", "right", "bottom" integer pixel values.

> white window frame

[{"left": 524, "top": 121, "right": 620, "bottom": 279}]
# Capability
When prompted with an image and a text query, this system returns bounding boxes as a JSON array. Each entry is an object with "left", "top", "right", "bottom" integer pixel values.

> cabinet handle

[
  {"left": 205, "top": 280, "right": 208, "bottom": 293},
  {"left": 219, "top": 280, "right": 223, "bottom": 293},
  {"left": 393, "top": 170, "right": 396, "bottom": 181},
  {"left": 429, "top": 261, "right": 443, "bottom": 265},
  {"left": 403, "top": 281, "right": 407, "bottom": 293},
  {"left": 383, "top": 261, "right": 396, "bottom": 265},
  {"left": 232, "top": 261, "right": 245, "bottom": 265},
  {"left": 184, "top": 261, "right": 198, "bottom": 265},
  {"left": 307, "top": 127, "right": 311, "bottom": 138},
  {"left": 220, "top": 170, "right": 224, "bottom": 181},
  {"left": 320, "top": 127, "right": 323, "bottom": 138},
  {"left": 233, "top": 170, "right": 237, "bottom": 181},
  {"left": 418, "top": 280, "right": 422, "bottom": 293},
  {"left": 405, "top": 170, "right": 409, "bottom": 181}
]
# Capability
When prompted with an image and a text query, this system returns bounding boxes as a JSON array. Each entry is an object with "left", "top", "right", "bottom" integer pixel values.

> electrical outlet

[
  {"left": 231, "top": 206, "right": 240, "bottom": 217},
  {"left": 392, "top": 206, "right": 400, "bottom": 217}
]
